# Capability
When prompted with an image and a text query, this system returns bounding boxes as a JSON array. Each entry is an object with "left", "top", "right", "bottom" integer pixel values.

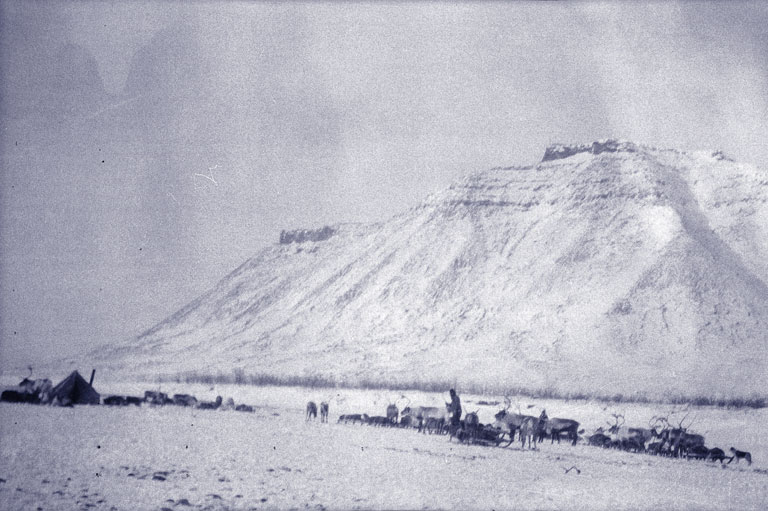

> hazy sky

[{"left": 2, "top": 1, "right": 767, "bottom": 370}]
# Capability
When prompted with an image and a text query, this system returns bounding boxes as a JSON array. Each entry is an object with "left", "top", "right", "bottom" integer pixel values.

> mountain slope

[{"left": 90, "top": 141, "right": 768, "bottom": 398}]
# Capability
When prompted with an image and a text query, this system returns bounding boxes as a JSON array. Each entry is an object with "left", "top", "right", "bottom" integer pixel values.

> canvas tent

[{"left": 50, "top": 371, "right": 100, "bottom": 405}]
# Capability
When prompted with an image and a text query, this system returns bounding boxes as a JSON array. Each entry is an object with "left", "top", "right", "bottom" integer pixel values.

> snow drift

[{"left": 82, "top": 140, "right": 768, "bottom": 398}]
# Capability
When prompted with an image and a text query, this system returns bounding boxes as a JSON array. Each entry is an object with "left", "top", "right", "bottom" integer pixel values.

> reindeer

[
  {"left": 493, "top": 397, "right": 536, "bottom": 442},
  {"left": 173, "top": 394, "right": 199, "bottom": 407},
  {"left": 606, "top": 413, "right": 626, "bottom": 438},
  {"left": 401, "top": 403, "right": 451, "bottom": 434},
  {"left": 636, "top": 416, "right": 667, "bottom": 444},
  {"left": 621, "top": 436, "right": 645, "bottom": 453},
  {"left": 197, "top": 396, "right": 222, "bottom": 410},
  {"left": 398, "top": 415, "right": 414, "bottom": 428},
  {"left": 338, "top": 413, "right": 369, "bottom": 425},
  {"left": 450, "top": 411, "right": 487, "bottom": 443},
  {"left": 103, "top": 395, "right": 127, "bottom": 406},
  {"left": 464, "top": 411, "right": 480, "bottom": 427},
  {"left": 603, "top": 413, "right": 647, "bottom": 453},
  {"left": 654, "top": 413, "right": 705, "bottom": 458},
  {"left": 646, "top": 440, "right": 666, "bottom": 456},
  {"left": 537, "top": 410, "right": 580, "bottom": 445},
  {"left": 367, "top": 415, "right": 392, "bottom": 427},
  {"left": 144, "top": 391, "right": 171, "bottom": 406},
  {"left": 686, "top": 444, "right": 711, "bottom": 461},
  {"left": 705, "top": 447, "right": 727, "bottom": 463},
  {"left": 386, "top": 403, "right": 400, "bottom": 425},
  {"left": 519, "top": 416, "right": 539, "bottom": 450},
  {"left": 588, "top": 432, "right": 611, "bottom": 448},
  {"left": 320, "top": 402, "right": 329, "bottom": 423},
  {"left": 449, "top": 410, "right": 480, "bottom": 441},
  {"left": 425, "top": 417, "right": 449, "bottom": 434},
  {"left": 642, "top": 416, "right": 671, "bottom": 455},
  {"left": 627, "top": 427, "right": 654, "bottom": 445},
  {"left": 306, "top": 401, "right": 318, "bottom": 421}
]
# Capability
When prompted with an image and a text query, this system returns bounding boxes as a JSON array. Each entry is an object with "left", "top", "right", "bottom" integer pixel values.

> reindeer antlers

[
  {"left": 649, "top": 415, "right": 669, "bottom": 430},
  {"left": 648, "top": 412, "right": 695, "bottom": 433},
  {"left": 606, "top": 413, "right": 625, "bottom": 434},
  {"left": 677, "top": 412, "right": 697, "bottom": 432}
]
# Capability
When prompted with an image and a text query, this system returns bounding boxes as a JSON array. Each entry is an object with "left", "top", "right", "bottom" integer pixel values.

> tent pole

[{"left": 89, "top": 369, "right": 96, "bottom": 386}]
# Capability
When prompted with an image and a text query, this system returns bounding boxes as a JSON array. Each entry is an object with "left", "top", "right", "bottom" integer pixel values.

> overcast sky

[{"left": 2, "top": 1, "right": 767, "bottom": 370}]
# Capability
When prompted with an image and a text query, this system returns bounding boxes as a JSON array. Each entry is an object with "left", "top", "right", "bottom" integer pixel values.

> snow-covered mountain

[{"left": 88, "top": 140, "right": 768, "bottom": 398}]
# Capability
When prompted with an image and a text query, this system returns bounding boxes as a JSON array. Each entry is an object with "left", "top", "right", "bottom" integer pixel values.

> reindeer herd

[
  {"left": 305, "top": 395, "right": 753, "bottom": 466},
  {"left": 585, "top": 412, "right": 752, "bottom": 465},
  {"left": 307, "top": 397, "right": 453, "bottom": 433}
]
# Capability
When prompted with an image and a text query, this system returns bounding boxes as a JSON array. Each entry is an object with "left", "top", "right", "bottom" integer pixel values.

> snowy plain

[{"left": 2, "top": 382, "right": 767, "bottom": 510}]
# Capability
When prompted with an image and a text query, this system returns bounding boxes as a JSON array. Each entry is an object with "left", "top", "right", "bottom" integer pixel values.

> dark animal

[
  {"left": 320, "top": 402, "right": 329, "bottom": 423},
  {"left": 197, "top": 396, "right": 223, "bottom": 410},
  {"left": 306, "top": 401, "right": 318, "bottom": 421},
  {"left": 338, "top": 414, "right": 368, "bottom": 425},
  {"left": 367, "top": 416, "right": 391, "bottom": 427},
  {"left": 2, "top": 390, "right": 40, "bottom": 403},
  {"left": 538, "top": 411, "right": 580, "bottom": 445},
  {"left": 448, "top": 413, "right": 477, "bottom": 441},
  {"left": 588, "top": 433, "right": 611, "bottom": 448},
  {"left": 103, "top": 395, "right": 127, "bottom": 406},
  {"left": 658, "top": 425, "right": 705, "bottom": 458},
  {"left": 398, "top": 415, "right": 414, "bottom": 428},
  {"left": 676, "top": 433, "right": 706, "bottom": 458},
  {"left": 125, "top": 396, "right": 143, "bottom": 406},
  {"left": 621, "top": 437, "right": 645, "bottom": 453},
  {"left": 729, "top": 447, "right": 752, "bottom": 465},
  {"left": 686, "top": 444, "right": 710, "bottom": 460},
  {"left": 386, "top": 404, "right": 399, "bottom": 425},
  {"left": 235, "top": 404, "right": 255, "bottom": 412},
  {"left": 144, "top": 391, "right": 171, "bottom": 406},
  {"left": 464, "top": 411, "right": 480, "bottom": 428},
  {"left": 646, "top": 441, "right": 665, "bottom": 456},
  {"left": 173, "top": 394, "right": 198, "bottom": 407},
  {"left": 705, "top": 447, "right": 726, "bottom": 463},
  {"left": 627, "top": 427, "right": 655, "bottom": 446}
]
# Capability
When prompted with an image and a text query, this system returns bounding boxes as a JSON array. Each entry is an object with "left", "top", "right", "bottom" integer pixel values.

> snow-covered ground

[{"left": 2, "top": 383, "right": 767, "bottom": 510}]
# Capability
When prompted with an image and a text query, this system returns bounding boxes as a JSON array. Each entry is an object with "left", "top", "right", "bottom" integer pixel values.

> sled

[{"left": 449, "top": 422, "right": 513, "bottom": 447}]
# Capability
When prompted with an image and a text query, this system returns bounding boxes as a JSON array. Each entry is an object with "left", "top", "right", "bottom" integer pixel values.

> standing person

[
  {"left": 537, "top": 409, "right": 549, "bottom": 443},
  {"left": 448, "top": 388, "right": 462, "bottom": 426}
]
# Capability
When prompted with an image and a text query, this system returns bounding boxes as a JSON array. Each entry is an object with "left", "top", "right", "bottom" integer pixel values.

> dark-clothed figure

[
  {"left": 537, "top": 409, "right": 549, "bottom": 442},
  {"left": 448, "top": 389, "right": 462, "bottom": 426}
]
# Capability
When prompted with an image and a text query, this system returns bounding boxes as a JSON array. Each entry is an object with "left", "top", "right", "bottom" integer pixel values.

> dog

[{"left": 729, "top": 447, "right": 752, "bottom": 465}]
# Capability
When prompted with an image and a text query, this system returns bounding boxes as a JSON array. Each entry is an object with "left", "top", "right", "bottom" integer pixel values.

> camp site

[{"left": 2, "top": 371, "right": 767, "bottom": 510}]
